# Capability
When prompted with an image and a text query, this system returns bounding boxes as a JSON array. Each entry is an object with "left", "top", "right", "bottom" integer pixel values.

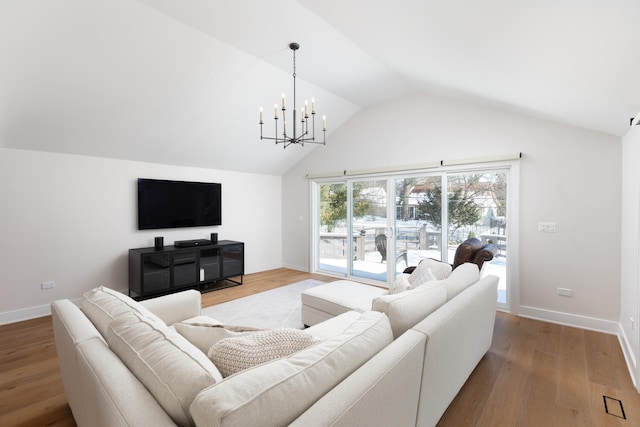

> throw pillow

[
  {"left": 208, "top": 329, "right": 321, "bottom": 377},
  {"left": 389, "top": 274, "right": 411, "bottom": 294},
  {"left": 174, "top": 318, "right": 262, "bottom": 353},
  {"left": 421, "top": 258, "right": 453, "bottom": 280},
  {"left": 408, "top": 262, "right": 436, "bottom": 288}
]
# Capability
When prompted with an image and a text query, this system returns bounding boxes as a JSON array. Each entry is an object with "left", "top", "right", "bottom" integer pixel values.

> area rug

[{"left": 201, "top": 279, "right": 325, "bottom": 329}]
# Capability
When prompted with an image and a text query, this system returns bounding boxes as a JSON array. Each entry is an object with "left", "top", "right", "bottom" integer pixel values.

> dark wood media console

[{"left": 129, "top": 240, "right": 244, "bottom": 299}]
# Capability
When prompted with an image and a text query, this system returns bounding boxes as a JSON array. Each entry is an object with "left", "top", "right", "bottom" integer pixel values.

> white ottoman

[{"left": 301, "top": 280, "right": 388, "bottom": 326}]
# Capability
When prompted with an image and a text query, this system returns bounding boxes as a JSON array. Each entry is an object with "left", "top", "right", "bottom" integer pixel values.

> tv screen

[{"left": 137, "top": 178, "right": 221, "bottom": 230}]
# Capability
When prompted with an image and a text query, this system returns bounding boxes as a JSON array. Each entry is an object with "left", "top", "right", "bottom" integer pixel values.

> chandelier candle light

[{"left": 259, "top": 42, "right": 326, "bottom": 148}]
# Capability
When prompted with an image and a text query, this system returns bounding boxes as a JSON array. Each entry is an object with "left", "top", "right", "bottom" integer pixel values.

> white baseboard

[
  {"left": 517, "top": 305, "right": 620, "bottom": 335},
  {"left": 618, "top": 325, "right": 639, "bottom": 391},
  {"left": 282, "top": 263, "right": 309, "bottom": 272},
  {"left": 0, "top": 304, "right": 52, "bottom": 325},
  {"left": 0, "top": 298, "right": 81, "bottom": 325}
]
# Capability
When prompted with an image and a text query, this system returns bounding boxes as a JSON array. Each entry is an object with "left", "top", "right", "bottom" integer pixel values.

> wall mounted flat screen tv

[{"left": 137, "top": 178, "right": 221, "bottom": 230}]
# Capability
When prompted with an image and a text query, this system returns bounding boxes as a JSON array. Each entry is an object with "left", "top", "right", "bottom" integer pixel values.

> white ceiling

[{"left": 1, "top": 0, "right": 639, "bottom": 175}]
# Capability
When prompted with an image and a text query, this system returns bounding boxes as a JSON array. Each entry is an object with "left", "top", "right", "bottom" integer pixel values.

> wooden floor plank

[
  {"left": 474, "top": 317, "right": 538, "bottom": 426},
  {"left": 534, "top": 318, "right": 562, "bottom": 357},
  {"left": 584, "top": 329, "right": 623, "bottom": 389},
  {"left": 556, "top": 326, "right": 592, "bottom": 414},
  {"left": 1, "top": 268, "right": 639, "bottom": 427},
  {"left": 515, "top": 350, "right": 558, "bottom": 426},
  {"left": 0, "top": 394, "right": 75, "bottom": 427},
  {"left": 554, "top": 405, "right": 596, "bottom": 427},
  {"left": 437, "top": 351, "right": 504, "bottom": 426}
]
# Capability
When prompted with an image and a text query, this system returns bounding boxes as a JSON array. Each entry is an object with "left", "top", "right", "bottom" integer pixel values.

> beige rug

[{"left": 201, "top": 279, "right": 325, "bottom": 329}]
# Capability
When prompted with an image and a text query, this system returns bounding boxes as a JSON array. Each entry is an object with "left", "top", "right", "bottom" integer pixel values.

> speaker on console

[
  {"left": 210, "top": 233, "right": 218, "bottom": 244},
  {"left": 154, "top": 236, "right": 164, "bottom": 250}
]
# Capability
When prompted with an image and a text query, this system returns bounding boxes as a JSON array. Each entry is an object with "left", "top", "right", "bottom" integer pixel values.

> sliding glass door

[
  {"left": 445, "top": 171, "right": 508, "bottom": 304},
  {"left": 316, "top": 179, "right": 402, "bottom": 282},
  {"left": 314, "top": 166, "right": 512, "bottom": 308},
  {"left": 317, "top": 182, "right": 349, "bottom": 276},
  {"left": 349, "top": 178, "right": 404, "bottom": 282},
  {"left": 394, "top": 176, "right": 444, "bottom": 267}
]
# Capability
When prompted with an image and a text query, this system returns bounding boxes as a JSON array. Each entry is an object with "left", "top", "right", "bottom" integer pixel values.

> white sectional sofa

[{"left": 52, "top": 265, "right": 498, "bottom": 427}]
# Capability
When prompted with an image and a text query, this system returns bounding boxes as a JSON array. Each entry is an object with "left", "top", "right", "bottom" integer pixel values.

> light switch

[{"left": 538, "top": 222, "right": 556, "bottom": 233}]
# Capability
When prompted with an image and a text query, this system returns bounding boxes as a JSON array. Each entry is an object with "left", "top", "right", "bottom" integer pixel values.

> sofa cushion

[
  {"left": 437, "top": 262, "right": 480, "bottom": 300},
  {"left": 107, "top": 311, "right": 223, "bottom": 427},
  {"left": 303, "top": 311, "right": 362, "bottom": 340},
  {"left": 301, "top": 280, "right": 388, "bottom": 316},
  {"left": 174, "top": 316, "right": 261, "bottom": 353},
  {"left": 189, "top": 311, "right": 393, "bottom": 427},
  {"left": 81, "top": 286, "right": 163, "bottom": 337},
  {"left": 208, "top": 329, "right": 321, "bottom": 377},
  {"left": 372, "top": 284, "right": 447, "bottom": 338}
]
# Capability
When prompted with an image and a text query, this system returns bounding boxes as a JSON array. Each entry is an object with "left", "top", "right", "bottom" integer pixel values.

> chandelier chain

[{"left": 292, "top": 49, "right": 296, "bottom": 79}]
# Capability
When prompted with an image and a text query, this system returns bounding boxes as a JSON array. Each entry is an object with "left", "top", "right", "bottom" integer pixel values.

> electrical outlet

[
  {"left": 631, "top": 317, "right": 635, "bottom": 330},
  {"left": 41, "top": 281, "right": 55, "bottom": 290},
  {"left": 557, "top": 287, "right": 572, "bottom": 297}
]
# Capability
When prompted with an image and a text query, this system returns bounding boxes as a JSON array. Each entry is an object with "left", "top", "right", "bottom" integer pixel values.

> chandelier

[{"left": 259, "top": 42, "right": 326, "bottom": 148}]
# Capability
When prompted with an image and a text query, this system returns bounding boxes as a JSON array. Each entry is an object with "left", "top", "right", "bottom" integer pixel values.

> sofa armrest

[
  {"left": 139, "top": 290, "right": 201, "bottom": 325},
  {"left": 52, "top": 300, "right": 177, "bottom": 427},
  {"left": 411, "top": 274, "right": 498, "bottom": 427},
  {"left": 290, "top": 330, "right": 425, "bottom": 427}
]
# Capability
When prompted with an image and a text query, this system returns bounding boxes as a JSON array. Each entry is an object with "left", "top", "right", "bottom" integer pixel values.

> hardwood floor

[
  {"left": 438, "top": 313, "right": 640, "bottom": 426},
  {"left": 0, "top": 314, "right": 75, "bottom": 426},
  {"left": 0, "top": 268, "right": 638, "bottom": 426}
]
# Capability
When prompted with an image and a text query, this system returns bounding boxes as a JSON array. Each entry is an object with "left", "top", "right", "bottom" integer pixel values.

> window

[{"left": 312, "top": 162, "right": 515, "bottom": 309}]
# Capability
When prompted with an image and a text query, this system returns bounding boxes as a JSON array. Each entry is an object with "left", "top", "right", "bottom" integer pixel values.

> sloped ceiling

[{"left": 1, "top": 0, "right": 639, "bottom": 175}]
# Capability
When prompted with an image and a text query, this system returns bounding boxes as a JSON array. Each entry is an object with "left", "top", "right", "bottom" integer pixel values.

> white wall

[
  {"left": 283, "top": 93, "right": 622, "bottom": 330},
  {"left": 0, "top": 148, "right": 282, "bottom": 323},
  {"left": 620, "top": 126, "right": 640, "bottom": 388}
]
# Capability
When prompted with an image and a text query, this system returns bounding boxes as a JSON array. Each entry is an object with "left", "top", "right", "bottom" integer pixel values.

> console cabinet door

[
  {"left": 221, "top": 244, "right": 244, "bottom": 278},
  {"left": 199, "top": 248, "right": 221, "bottom": 282},
  {"left": 171, "top": 250, "right": 198, "bottom": 289},
  {"left": 141, "top": 253, "right": 171, "bottom": 294}
]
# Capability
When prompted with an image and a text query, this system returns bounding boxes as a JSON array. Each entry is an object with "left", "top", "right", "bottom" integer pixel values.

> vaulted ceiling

[{"left": 2, "top": 1, "right": 639, "bottom": 175}]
